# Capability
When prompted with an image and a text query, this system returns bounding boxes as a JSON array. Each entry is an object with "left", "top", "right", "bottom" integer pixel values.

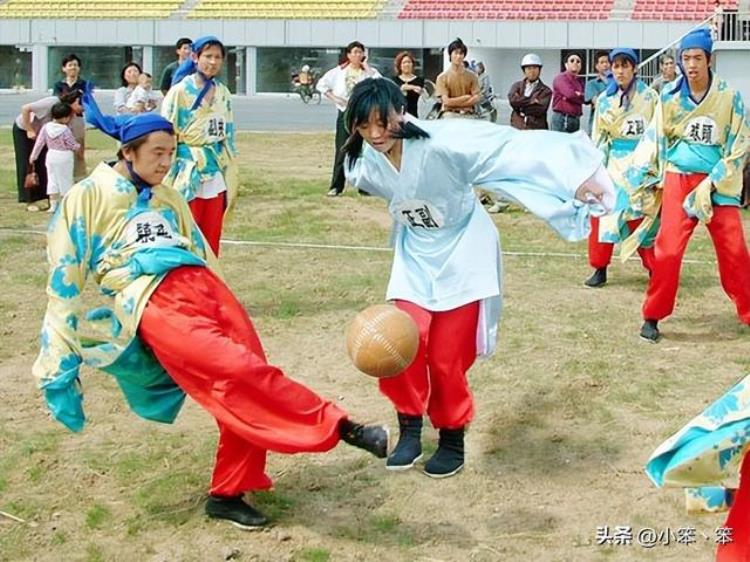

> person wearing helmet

[
  {"left": 298, "top": 64, "right": 314, "bottom": 96},
  {"left": 615, "top": 28, "right": 750, "bottom": 344},
  {"left": 583, "top": 48, "right": 658, "bottom": 289},
  {"left": 508, "top": 53, "right": 552, "bottom": 130}
]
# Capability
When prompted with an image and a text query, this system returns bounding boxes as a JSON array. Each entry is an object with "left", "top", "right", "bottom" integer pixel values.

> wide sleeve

[
  {"left": 684, "top": 91, "right": 750, "bottom": 222},
  {"left": 344, "top": 151, "right": 389, "bottom": 199},
  {"left": 711, "top": 91, "right": 749, "bottom": 198},
  {"left": 618, "top": 98, "right": 666, "bottom": 196},
  {"left": 160, "top": 85, "right": 181, "bottom": 131},
  {"left": 225, "top": 89, "right": 237, "bottom": 157},
  {"left": 448, "top": 121, "right": 612, "bottom": 241},
  {"left": 32, "top": 187, "right": 94, "bottom": 432}
]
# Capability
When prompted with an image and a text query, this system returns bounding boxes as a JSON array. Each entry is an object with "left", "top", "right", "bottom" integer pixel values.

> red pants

[
  {"left": 139, "top": 266, "right": 347, "bottom": 496},
  {"left": 588, "top": 216, "right": 654, "bottom": 272},
  {"left": 717, "top": 453, "right": 750, "bottom": 561},
  {"left": 379, "top": 300, "right": 479, "bottom": 429},
  {"left": 642, "top": 172, "right": 750, "bottom": 323},
  {"left": 189, "top": 192, "right": 225, "bottom": 257}
]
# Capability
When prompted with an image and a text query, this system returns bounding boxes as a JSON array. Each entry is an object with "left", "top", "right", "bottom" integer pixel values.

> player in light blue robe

[{"left": 342, "top": 77, "right": 615, "bottom": 478}]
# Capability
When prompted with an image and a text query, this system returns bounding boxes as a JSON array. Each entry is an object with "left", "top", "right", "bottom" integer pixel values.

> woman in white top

[
  {"left": 114, "top": 62, "right": 143, "bottom": 114},
  {"left": 316, "top": 41, "right": 380, "bottom": 197}
]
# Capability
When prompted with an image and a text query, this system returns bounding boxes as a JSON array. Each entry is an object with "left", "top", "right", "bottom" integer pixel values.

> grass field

[{"left": 1, "top": 129, "right": 749, "bottom": 562}]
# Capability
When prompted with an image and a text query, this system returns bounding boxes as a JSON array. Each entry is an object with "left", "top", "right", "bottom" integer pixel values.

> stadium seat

[
  {"left": 632, "top": 0, "right": 738, "bottom": 20},
  {"left": 0, "top": 0, "right": 182, "bottom": 18},
  {"left": 188, "top": 0, "right": 385, "bottom": 19},
  {"left": 398, "top": 0, "right": 614, "bottom": 20}
]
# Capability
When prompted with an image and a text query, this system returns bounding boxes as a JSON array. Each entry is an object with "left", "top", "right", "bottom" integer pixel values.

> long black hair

[{"left": 343, "top": 78, "right": 430, "bottom": 171}]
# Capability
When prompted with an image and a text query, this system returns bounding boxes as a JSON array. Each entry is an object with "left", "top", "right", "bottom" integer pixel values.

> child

[
  {"left": 29, "top": 101, "right": 80, "bottom": 213},
  {"left": 127, "top": 73, "right": 159, "bottom": 113}
]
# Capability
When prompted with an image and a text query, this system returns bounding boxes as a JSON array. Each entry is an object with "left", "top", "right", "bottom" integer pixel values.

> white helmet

[
  {"left": 521, "top": 53, "right": 543, "bottom": 68},
  {"left": 301, "top": 64, "right": 310, "bottom": 72}
]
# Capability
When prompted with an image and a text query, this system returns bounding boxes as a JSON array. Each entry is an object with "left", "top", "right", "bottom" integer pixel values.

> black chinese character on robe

[{"left": 135, "top": 222, "right": 155, "bottom": 243}]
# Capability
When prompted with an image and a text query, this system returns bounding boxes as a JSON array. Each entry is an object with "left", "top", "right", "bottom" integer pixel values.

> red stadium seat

[
  {"left": 397, "top": 0, "right": 615, "bottom": 20},
  {"left": 632, "top": 0, "right": 737, "bottom": 20}
]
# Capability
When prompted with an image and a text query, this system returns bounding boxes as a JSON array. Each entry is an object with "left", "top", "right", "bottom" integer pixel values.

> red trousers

[
  {"left": 717, "top": 453, "right": 750, "bottom": 561},
  {"left": 379, "top": 300, "right": 479, "bottom": 429},
  {"left": 139, "top": 266, "right": 347, "bottom": 496},
  {"left": 588, "top": 216, "right": 654, "bottom": 272},
  {"left": 189, "top": 192, "right": 225, "bottom": 257},
  {"left": 642, "top": 172, "right": 750, "bottom": 323}
]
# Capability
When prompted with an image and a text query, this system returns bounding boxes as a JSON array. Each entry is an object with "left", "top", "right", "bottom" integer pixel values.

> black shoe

[
  {"left": 340, "top": 419, "right": 389, "bottom": 458},
  {"left": 358, "top": 189, "right": 371, "bottom": 196},
  {"left": 640, "top": 319, "right": 660, "bottom": 343},
  {"left": 584, "top": 267, "right": 607, "bottom": 288},
  {"left": 386, "top": 413, "right": 423, "bottom": 471},
  {"left": 424, "top": 428, "right": 465, "bottom": 479},
  {"left": 205, "top": 495, "right": 268, "bottom": 530}
]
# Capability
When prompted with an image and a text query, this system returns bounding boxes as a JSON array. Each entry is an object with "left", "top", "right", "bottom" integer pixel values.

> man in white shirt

[{"left": 317, "top": 41, "right": 380, "bottom": 197}]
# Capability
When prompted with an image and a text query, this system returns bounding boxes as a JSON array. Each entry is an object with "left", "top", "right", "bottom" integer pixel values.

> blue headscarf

[
  {"left": 604, "top": 48, "right": 639, "bottom": 107},
  {"left": 669, "top": 27, "right": 713, "bottom": 98},
  {"left": 82, "top": 84, "right": 174, "bottom": 200},
  {"left": 170, "top": 35, "right": 224, "bottom": 111}
]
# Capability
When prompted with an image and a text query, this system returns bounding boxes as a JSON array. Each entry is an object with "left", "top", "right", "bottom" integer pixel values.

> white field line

[{"left": 0, "top": 227, "right": 716, "bottom": 265}]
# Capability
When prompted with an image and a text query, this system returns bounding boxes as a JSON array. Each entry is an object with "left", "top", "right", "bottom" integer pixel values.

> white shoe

[{"left": 487, "top": 201, "right": 509, "bottom": 213}]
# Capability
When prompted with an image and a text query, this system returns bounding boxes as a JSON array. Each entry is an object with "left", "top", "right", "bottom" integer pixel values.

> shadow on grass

[
  {"left": 253, "top": 457, "right": 474, "bottom": 550},
  {"left": 481, "top": 388, "right": 623, "bottom": 479}
]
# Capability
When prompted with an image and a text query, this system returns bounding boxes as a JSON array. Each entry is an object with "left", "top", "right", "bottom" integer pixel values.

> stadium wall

[{"left": 2, "top": 18, "right": 749, "bottom": 101}]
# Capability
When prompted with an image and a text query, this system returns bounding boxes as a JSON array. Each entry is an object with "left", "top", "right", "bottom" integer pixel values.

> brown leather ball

[{"left": 346, "top": 304, "right": 419, "bottom": 378}]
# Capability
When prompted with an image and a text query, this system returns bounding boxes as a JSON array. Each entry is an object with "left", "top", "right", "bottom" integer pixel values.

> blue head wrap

[
  {"left": 170, "top": 35, "right": 224, "bottom": 110},
  {"left": 604, "top": 48, "right": 639, "bottom": 103},
  {"left": 82, "top": 84, "right": 174, "bottom": 199},
  {"left": 669, "top": 28, "right": 713, "bottom": 98}
]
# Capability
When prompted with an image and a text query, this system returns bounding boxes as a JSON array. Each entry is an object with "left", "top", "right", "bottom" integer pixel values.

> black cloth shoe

[
  {"left": 640, "top": 319, "right": 660, "bottom": 343},
  {"left": 205, "top": 495, "right": 268, "bottom": 530},
  {"left": 386, "top": 413, "right": 423, "bottom": 471},
  {"left": 584, "top": 267, "right": 607, "bottom": 288},
  {"left": 340, "top": 419, "right": 389, "bottom": 458},
  {"left": 424, "top": 427, "right": 465, "bottom": 479}
]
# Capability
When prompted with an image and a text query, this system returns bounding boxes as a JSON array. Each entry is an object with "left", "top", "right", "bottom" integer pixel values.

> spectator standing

[
  {"left": 317, "top": 40, "right": 380, "bottom": 197},
  {"left": 114, "top": 62, "right": 143, "bottom": 114},
  {"left": 508, "top": 53, "right": 552, "bottom": 130},
  {"left": 29, "top": 102, "right": 80, "bottom": 214},
  {"left": 392, "top": 51, "right": 424, "bottom": 118},
  {"left": 160, "top": 37, "right": 193, "bottom": 96},
  {"left": 435, "top": 38, "right": 480, "bottom": 119},
  {"left": 584, "top": 51, "right": 611, "bottom": 134},
  {"left": 650, "top": 54, "right": 678, "bottom": 93},
  {"left": 12, "top": 90, "right": 84, "bottom": 211},
  {"left": 551, "top": 53, "right": 585, "bottom": 133}
]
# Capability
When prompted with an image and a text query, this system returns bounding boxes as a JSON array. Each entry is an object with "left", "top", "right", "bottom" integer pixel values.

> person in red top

[{"left": 551, "top": 53, "right": 585, "bottom": 133}]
